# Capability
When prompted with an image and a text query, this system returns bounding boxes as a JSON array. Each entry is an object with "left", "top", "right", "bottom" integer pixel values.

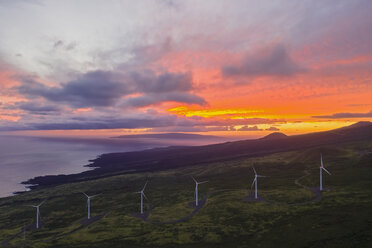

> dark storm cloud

[
  {"left": 15, "top": 70, "right": 205, "bottom": 108},
  {"left": 222, "top": 44, "right": 305, "bottom": 78},
  {"left": 17, "top": 70, "right": 127, "bottom": 107},
  {"left": 313, "top": 110, "right": 372, "bottom": 119}
]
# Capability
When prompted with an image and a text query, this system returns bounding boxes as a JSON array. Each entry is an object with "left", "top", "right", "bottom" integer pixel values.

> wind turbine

[
  {"left": 27, "top": 200, "right": 45, "bottom": 229},
  {"left": 136, "top": 181, "right": 148, "bottom": 214},
  {"left": 191, "top": 176, "right": 208, "bottom": 206},
  {"left": 251, "top": 167, "right": 266, "bottom": 199},
  {"left": 82, "top": 192, "right": 100, "bottom": 219},
  {"left": 320, "top": 153, "right": 331, "bottom": 191}
]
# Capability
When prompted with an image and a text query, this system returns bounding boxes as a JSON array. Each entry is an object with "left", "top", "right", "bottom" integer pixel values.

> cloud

[
  {"left": 128, "top": 70, "right": 193, "bottom": 93},
  {"left": 124, "top": 92, "right": 206, "bottom": 107},
  {"left": 53, "top": 40, "right": 63, "bottom": 48},
  {"left": 237, "top": 125, "right": 263, "bottom": 131},
  {"left": 15, "top": 70, "right": 205, "bottom": 108},
  {"left": 7, "top": 101, "right": 61, "bottom": 114},
  {"left": 0, "top": 0, "right": 42, "bottom": 7},
  {"left": 148, "top": 125, "right": 238, "bottom": 133},
  {"left": 222, "top": 44, "right": 305, "bottom": 78},
  {"left": 313, "top": 110, "right": 372, "bottom": 119},
  {"left": 53, "top": 40, "right": 76, "bottom": 51},
  {"left": 202, "top": 118, "right": 285, "bottom": 126},
  {"left": 17, "top": 70, "right": 127, "bottom": 107},
  {"left": 266, "top": 126, "right": 280, "bottom": 131},
  {"left": 157, "top": 0, "right": 181, "bottom": 9},
  {"left": 0, "top": 111, "right": 192, "bottom": 131}
]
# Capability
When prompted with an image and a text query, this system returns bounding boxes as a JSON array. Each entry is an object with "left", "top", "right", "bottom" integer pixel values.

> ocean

[{"left": 0, "top": 135, "right": 225, "bottom": 197}]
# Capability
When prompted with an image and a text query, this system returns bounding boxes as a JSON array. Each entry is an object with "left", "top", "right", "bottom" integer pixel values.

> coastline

[{"left": 17, "top": 122, "right": 372, "bottom": 193}]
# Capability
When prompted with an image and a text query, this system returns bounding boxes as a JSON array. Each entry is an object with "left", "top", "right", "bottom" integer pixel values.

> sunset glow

[{"left": 1, "top": 1, "right": 372, "bottom": 137}]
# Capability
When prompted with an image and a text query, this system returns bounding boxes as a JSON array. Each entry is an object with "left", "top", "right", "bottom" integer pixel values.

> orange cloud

[
  {"left": 73, "top": 108, "right": 92, "bottom": 113},
  {"left": 0, "top": 114, "right": 21, "bottom": 122}
]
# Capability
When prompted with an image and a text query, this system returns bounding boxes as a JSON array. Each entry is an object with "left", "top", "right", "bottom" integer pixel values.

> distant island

[{"left": 113, "top": 133, "right": 222, "bottom": 140}]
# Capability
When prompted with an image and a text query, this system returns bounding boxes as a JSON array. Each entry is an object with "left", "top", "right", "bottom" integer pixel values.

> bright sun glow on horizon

[{"left": 0, "top": 1, "right": 372, "bottom": 136}]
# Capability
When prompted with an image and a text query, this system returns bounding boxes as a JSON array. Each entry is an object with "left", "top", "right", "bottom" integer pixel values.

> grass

[{"left": 0, "top": 142, "right": 372, "bottom": 247}]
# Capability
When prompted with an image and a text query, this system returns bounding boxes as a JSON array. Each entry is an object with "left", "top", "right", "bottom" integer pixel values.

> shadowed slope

[{"left": 23, "top": 122, "right": 372, "bottom": 189}]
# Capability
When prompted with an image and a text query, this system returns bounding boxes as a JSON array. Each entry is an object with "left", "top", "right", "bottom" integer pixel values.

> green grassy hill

[{"left": 1, "top": 139, "right": 372, "bottom": 247}]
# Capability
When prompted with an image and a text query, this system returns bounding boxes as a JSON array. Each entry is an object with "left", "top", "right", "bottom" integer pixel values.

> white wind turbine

[
  {"left": 251, "top": 167, "right": 266, "bottom": 199},
  {"left": 191, "top": 176, "right": 208, "bottom": 206},
  {"left": 27, "top": 200, "right": 46, "bottom": 229},
  {"left": 136, "top": 181, "right": 148, "bottom": 214},
  {"left": 82, "top": 192, "right": 100, "bottom": 219},
  {"left": 320, "top": 153, "right": 331, "bottom": 191}
]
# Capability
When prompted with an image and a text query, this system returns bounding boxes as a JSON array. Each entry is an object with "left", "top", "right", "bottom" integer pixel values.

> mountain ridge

[
  {"left": 260, "top": 132, "right": 288, "bottom": 140},
  {"left": 23, "top": 121, "right": 372, "bottom": 189}
]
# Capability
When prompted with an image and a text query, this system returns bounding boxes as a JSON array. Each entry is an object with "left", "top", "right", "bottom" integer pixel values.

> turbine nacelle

[
  {"left": 191, "top": 176, "right": 208, "bottom": 185},
  {"left": 82, "top": 192, "right": 101, "bottom": 199},
  {"left": 27, "top": 200, "right": 46, "bottom": 209}
]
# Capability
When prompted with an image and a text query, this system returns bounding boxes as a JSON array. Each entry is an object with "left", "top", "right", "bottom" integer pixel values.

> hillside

[
  {"left": 23, "top": 122, "right": 372, "bottom": 188},
  {"left": 1, "top": 129, "right": 372, "bottom": 248}
]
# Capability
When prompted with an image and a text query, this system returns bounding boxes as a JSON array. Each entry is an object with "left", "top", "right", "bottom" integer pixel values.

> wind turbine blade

[
  {"left": 82, "top": 192, "right": 89, "bottom": 198},
  {"left": 38, "top": 200, "right": 46, "bottom": 207},
  {"left": 198, "top": 181, "right": 208, "bottom": 184},
  {"left": 257, "top": 175, "right": 266, "bottom": 178},
  {"left": 90, "top": 193, "right": 101, "bottom": 198},
  {"left": 320, "top": 153, "right": 323, "bottom": 168},
  {"left": 251, "top": 177, "right": 257, "bottom": 189},
  {"left": 252, "top": 166, "right": 257, "bottom": 175},
  {"left": 25, "top": 205, "right": 37, "bottom": 208},
  {"left": 191, "top": 176, "right": 197, "bottom": 183},
  {"left": 322, "top": 167, "right": 331, "bottom": 175},
  {"left": 135, "top": 191, "right": 142, "bottom": 194},
  {"left": 142, "top": 181, "right": 148, "bottom": 191},
  {"left": 142, "top": 192, "right": 148, "bottom": 201}
]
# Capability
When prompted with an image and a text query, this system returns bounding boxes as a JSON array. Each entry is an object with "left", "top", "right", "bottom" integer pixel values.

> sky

[{"left": 1, "top": 0, "right": 372, "bottom": 138}]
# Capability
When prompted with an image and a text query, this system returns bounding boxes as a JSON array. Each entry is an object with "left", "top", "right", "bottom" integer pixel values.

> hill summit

[{"left": 261, "top": 132, "right": 288, "bottom": 140}]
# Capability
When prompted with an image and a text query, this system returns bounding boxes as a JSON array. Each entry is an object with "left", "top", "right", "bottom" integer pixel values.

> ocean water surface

[{"left": 0, "top": 135, "right": 225, "bottom": 197}]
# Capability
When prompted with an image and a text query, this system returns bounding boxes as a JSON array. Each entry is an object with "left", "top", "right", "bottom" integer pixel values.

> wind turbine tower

[
  {"left": 27, "top": 200, "right": 45, "bottom": 229},
  {"left": 320, "top": 153, "right": 331, "bottom": 191},
  {"left": 251, "top": 167, "right": 266, "bottom": 199},
  {"left": 136, "top": 181, "right": 148, "bottom": 214},
  {"left": 191, "top": 176, "right": 208, "bottom": 206},
  {"left": 82, "top": 192, "right": 100, "bottom": 219}
]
